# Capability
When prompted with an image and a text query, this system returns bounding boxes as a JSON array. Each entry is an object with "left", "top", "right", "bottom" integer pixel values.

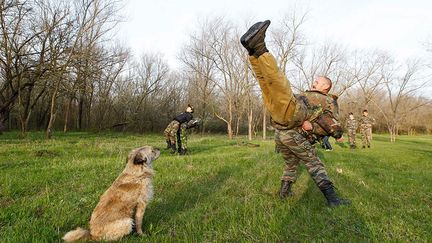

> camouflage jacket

[
  {"left": 271, "top": 90, "right": 343, "bottom": 143},
  {"left": 358, "top": 115, "right": 375, "bottom": 129},
  {"left": 346, "top": 118, "right": 358, "bottom": 131},
  {"left": 302, "top": 90, "right": 342, "bottom": 138}
]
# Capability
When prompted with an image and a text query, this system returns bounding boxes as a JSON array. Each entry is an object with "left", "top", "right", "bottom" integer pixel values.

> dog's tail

[{"left": 62, "top": 227, "right": 91, "bottom": 242}]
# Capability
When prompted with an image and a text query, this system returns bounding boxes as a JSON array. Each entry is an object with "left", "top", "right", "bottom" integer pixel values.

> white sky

[{"left": 117, "top": 0, "right": 432, "bottom": 69}]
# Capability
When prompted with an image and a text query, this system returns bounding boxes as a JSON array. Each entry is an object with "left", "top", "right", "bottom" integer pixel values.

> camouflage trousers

[
  {"left": 361, "top": 127, "right": 372, "bottom": 147},
  {"left": 348, "top": 128, "right": 356, "bottom": 146},
  {"left": 275, "top": 128, "right": 332, "bottom": 188},
  {"left": 164, "top": 120, "right": 180, "bottom": 144},
  {"left": 177, "top": 124, "right": 188, "bottom": 149}
]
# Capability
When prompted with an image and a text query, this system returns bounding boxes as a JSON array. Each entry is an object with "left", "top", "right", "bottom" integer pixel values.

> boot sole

[{"left": 240, "top": 20, "right": 271, "bottom": 49}]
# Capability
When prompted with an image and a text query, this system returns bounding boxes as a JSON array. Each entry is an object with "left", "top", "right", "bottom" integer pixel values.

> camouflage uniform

[
  {"left": 358, "top": 115, "right": 375, "bottom": 148},
  {"left": 242, "top": 20, "right": 349, "bottom": 206},
  {"left": 346, "top": 117, "right": 358, "bottom": 149},
  {"left": 250, "top": 52, "right": 342, "bottom": 189},
  {"left": 164, "top": 120, "right": 180, "bottom": 145},
  {"left": 177, "top": 123, "right": 188, "bottom": 151},
  {"left": 275, "top": 128, "right": 331, "bottom": 187},
  {"left": 176, "top": 118, "right": 200, "bottom": 155},
  {"left": 164, "top": 111, "right": 193, "bottom": 152}
]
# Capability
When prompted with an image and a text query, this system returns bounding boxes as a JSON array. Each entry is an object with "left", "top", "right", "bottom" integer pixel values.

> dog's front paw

[{"left": 137, "top": 229, "right": 144, "bottom": 235}]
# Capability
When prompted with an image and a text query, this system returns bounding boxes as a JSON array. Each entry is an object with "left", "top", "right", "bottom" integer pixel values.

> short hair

[
  {"left": 187, "top": 104, "right": 194, "bottom": 112},
  {"left": 349, "top": 112, "right": 353, "bottom": 115},
  {"left": 320, "top": 76, "right": 332, "bottom": 91},
  {"left": 363, "top": 109, "right": 368, "bottom": 113}
]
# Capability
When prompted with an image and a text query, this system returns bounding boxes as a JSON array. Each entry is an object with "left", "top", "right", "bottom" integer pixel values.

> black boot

[
  {"left": 170, "top": 143, "right": 177, "bottom": 154},
  {"left": 166, "top": 140, "right": 171, "bottom": 149},
  {"left": 320, "top": 186, "right": 351, "bottom": 207},
  {"left": 179, "top": 148, "right": 187, "bottom": 155},
  {"left": 279, "top": 180, "right": 293, "bottom": 199},
  {"left": 240, "top": 20, "right": 270, "bottom": 57}
]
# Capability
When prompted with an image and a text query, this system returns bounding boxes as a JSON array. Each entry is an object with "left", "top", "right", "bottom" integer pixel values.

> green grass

[{"left": 1, "top": 132, "right": 431, "bottom": 242}]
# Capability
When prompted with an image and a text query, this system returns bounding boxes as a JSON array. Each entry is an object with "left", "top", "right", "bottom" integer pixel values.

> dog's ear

[{"left": 133, "top": 153, "right": 147, "bottom": 164}]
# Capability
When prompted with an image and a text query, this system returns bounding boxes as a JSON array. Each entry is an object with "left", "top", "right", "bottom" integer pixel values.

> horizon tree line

[{"left": 1, "top": 0, "right": 431, "bottom": 142}]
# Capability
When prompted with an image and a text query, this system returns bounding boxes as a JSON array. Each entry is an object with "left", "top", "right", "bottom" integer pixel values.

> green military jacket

[
  {"left": 271, "top": 90, "right": 342, "bottom": 139},
  {"left": 346, "top": 118, "right": 358, "bottom": 131},
  {"left": 358, "top": 115, "right": 375, "bottom": 129}
]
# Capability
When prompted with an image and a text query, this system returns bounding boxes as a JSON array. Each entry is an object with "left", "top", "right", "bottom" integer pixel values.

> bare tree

[
  {"left": 377, "top": 59, "right": 431, "bottom": 142},
  {"left": 0, "top": 0, "right": 43, "bottom": 136},
  {"left": 179, "top": 22, "right": 217, "bottom": 134},
  {"left": 351, "top": 50, "right": 390, "bottom": 108},
  {"left": 185, "top": 18, "right": 249, "bottom": 139},
  {"left": 92, "top": 45, "right": 128, "bottom": 130},
  {"left": 270, "top": 12, "right": 308, "bottom": 74}
]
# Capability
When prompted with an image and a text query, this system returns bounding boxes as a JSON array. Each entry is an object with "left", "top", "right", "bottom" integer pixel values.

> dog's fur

[{"left": 63, "top": 146, "right": 160, "bottom": 242}]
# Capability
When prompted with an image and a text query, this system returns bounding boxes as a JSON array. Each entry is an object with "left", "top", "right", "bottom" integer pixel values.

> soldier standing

[
  {"left": 241, "top": 20, "right": 350, "bottom": 207},
  {"left": 176, "top": 118, "right": 200, "bottom": 155},
  {"left": 163, "top": 105, "right": 194, "bottom": 153},
  {"left": 346, "top": 112, "right": 358, "bottom": 149},
  {"left": 358, "top": 109, "right": 375, "bottom": 148}
]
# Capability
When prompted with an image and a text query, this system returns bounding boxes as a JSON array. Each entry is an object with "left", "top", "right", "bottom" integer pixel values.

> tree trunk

[
  {"left": 0, "top": 112, "right": 6, "bottom": 134},
  {"left": 86, "top": 89, "right": 93, "bottom": 129},
  {"left": 236, "top": 116, "right": 241, "bottom": 136},
  {"left": 47, "top": 82, "right": 60, "bottom": 139},
  {"left": 63, "top": 97, "right": 73, "bottom": 133},
  {"left": 78, "top": 95, "right": 84, "bottom": 130},
  {"left": 19, "top": 114, "right": 30, "bottom": 138},
  {"left": 227, "top": 123, "right": 233, "bottom": 140},
  {"left": 388, "top": 124, "right": 396, "bottom": 143},
  {"left": 248, "top": 108, "right": 253, "bottom": 141}
]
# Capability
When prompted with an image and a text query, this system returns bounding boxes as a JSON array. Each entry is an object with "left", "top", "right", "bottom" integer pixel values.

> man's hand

[
  {"left": 336, "top": 136, "right": 344, "bottom": 143},
  {"left": 302, "top": 120, "right": 313, "bottom": 131}
]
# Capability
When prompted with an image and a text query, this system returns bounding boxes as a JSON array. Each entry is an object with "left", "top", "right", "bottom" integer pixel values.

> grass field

[{"left": 1, "top": 131, "right": 431, "bottom": 242}]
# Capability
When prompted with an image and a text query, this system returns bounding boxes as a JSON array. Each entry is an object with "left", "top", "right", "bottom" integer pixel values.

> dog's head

[{"left": 127, "top": 146, "right": 160, "bottom": 169}]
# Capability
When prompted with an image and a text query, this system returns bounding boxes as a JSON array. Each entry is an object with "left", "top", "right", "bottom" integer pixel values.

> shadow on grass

[
  {"left": 278, "top": 179, "right": 373, "bottom": 241},
  {"left": 187, "top": 140, "right": 237, "bottom": 155},
  {"left": 142, "top": 164, "right": 236, "bottom": 234},
  {"left": 335, "top": 142, "right": 348, "bottom": 148}
]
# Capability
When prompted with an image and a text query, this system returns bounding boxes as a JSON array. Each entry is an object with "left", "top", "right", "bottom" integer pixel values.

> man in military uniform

[
  {"left": 346, "top": 112, "right": 358, "bottom": 149},
  {"left": 241, "top": 20, "right": 350, "bottom": 207},
  {"left": 358, "top": 109, "right": 375, "bottom": 148},
  {"left": 176, "top": 118, "right": 200, "bottom": 155},
  {"left": 164, "top": 105, "right": 194, "bottom": 153}
]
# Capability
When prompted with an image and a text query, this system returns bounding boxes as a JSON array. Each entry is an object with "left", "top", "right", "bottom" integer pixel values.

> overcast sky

[{"left": 117, "top": 0, "right": 432, "bottom": 69}]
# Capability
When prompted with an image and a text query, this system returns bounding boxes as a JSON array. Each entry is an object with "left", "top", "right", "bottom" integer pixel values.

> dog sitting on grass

[{"left": 63, "top": 146, "right": 160, "bottom": 242}]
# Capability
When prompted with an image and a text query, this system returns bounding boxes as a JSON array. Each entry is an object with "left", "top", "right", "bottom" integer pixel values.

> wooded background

[{"left": 1, "top": 0, "right": 431, "bottom": 141}]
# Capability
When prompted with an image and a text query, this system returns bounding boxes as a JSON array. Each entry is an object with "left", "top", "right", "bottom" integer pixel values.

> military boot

[
  {"left": 170, "top": 143, "right": 177, "bottom": 154},
  {"left": 240, "top": 20, "right": 270, "bottom": 57},
  {"left": 165, "top": 140, "right": 171, "bottom": 149},
  {"left": 320, "top": 185, "right": 351, "bottom": 207},
  {"left": 279, "top": 180, "right": 293, "bottom": 199},
  {"left": 179, "top": 148, "right": 187, "bottom": 155}
]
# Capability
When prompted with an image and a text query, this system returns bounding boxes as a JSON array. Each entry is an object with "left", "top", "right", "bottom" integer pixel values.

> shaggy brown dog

[{"left": 63, "top": 146, "right": 160, "bottom": 242}]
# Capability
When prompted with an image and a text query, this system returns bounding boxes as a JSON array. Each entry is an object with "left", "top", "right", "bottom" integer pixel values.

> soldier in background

[
  {"left": 164, "top": 105, "right": 194, "bottom": 153},
  {"left": 240, "top": 20, "right": 350, "bottom": 207},
  {"left": 176, "top": 118, "right": 200, "bottom": 155},
  {"left": 358, "top": 109, "right": 375, "bottom": 148},
  {"left": 346, "top": 112, "right": 358, "bottom": 149}
]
